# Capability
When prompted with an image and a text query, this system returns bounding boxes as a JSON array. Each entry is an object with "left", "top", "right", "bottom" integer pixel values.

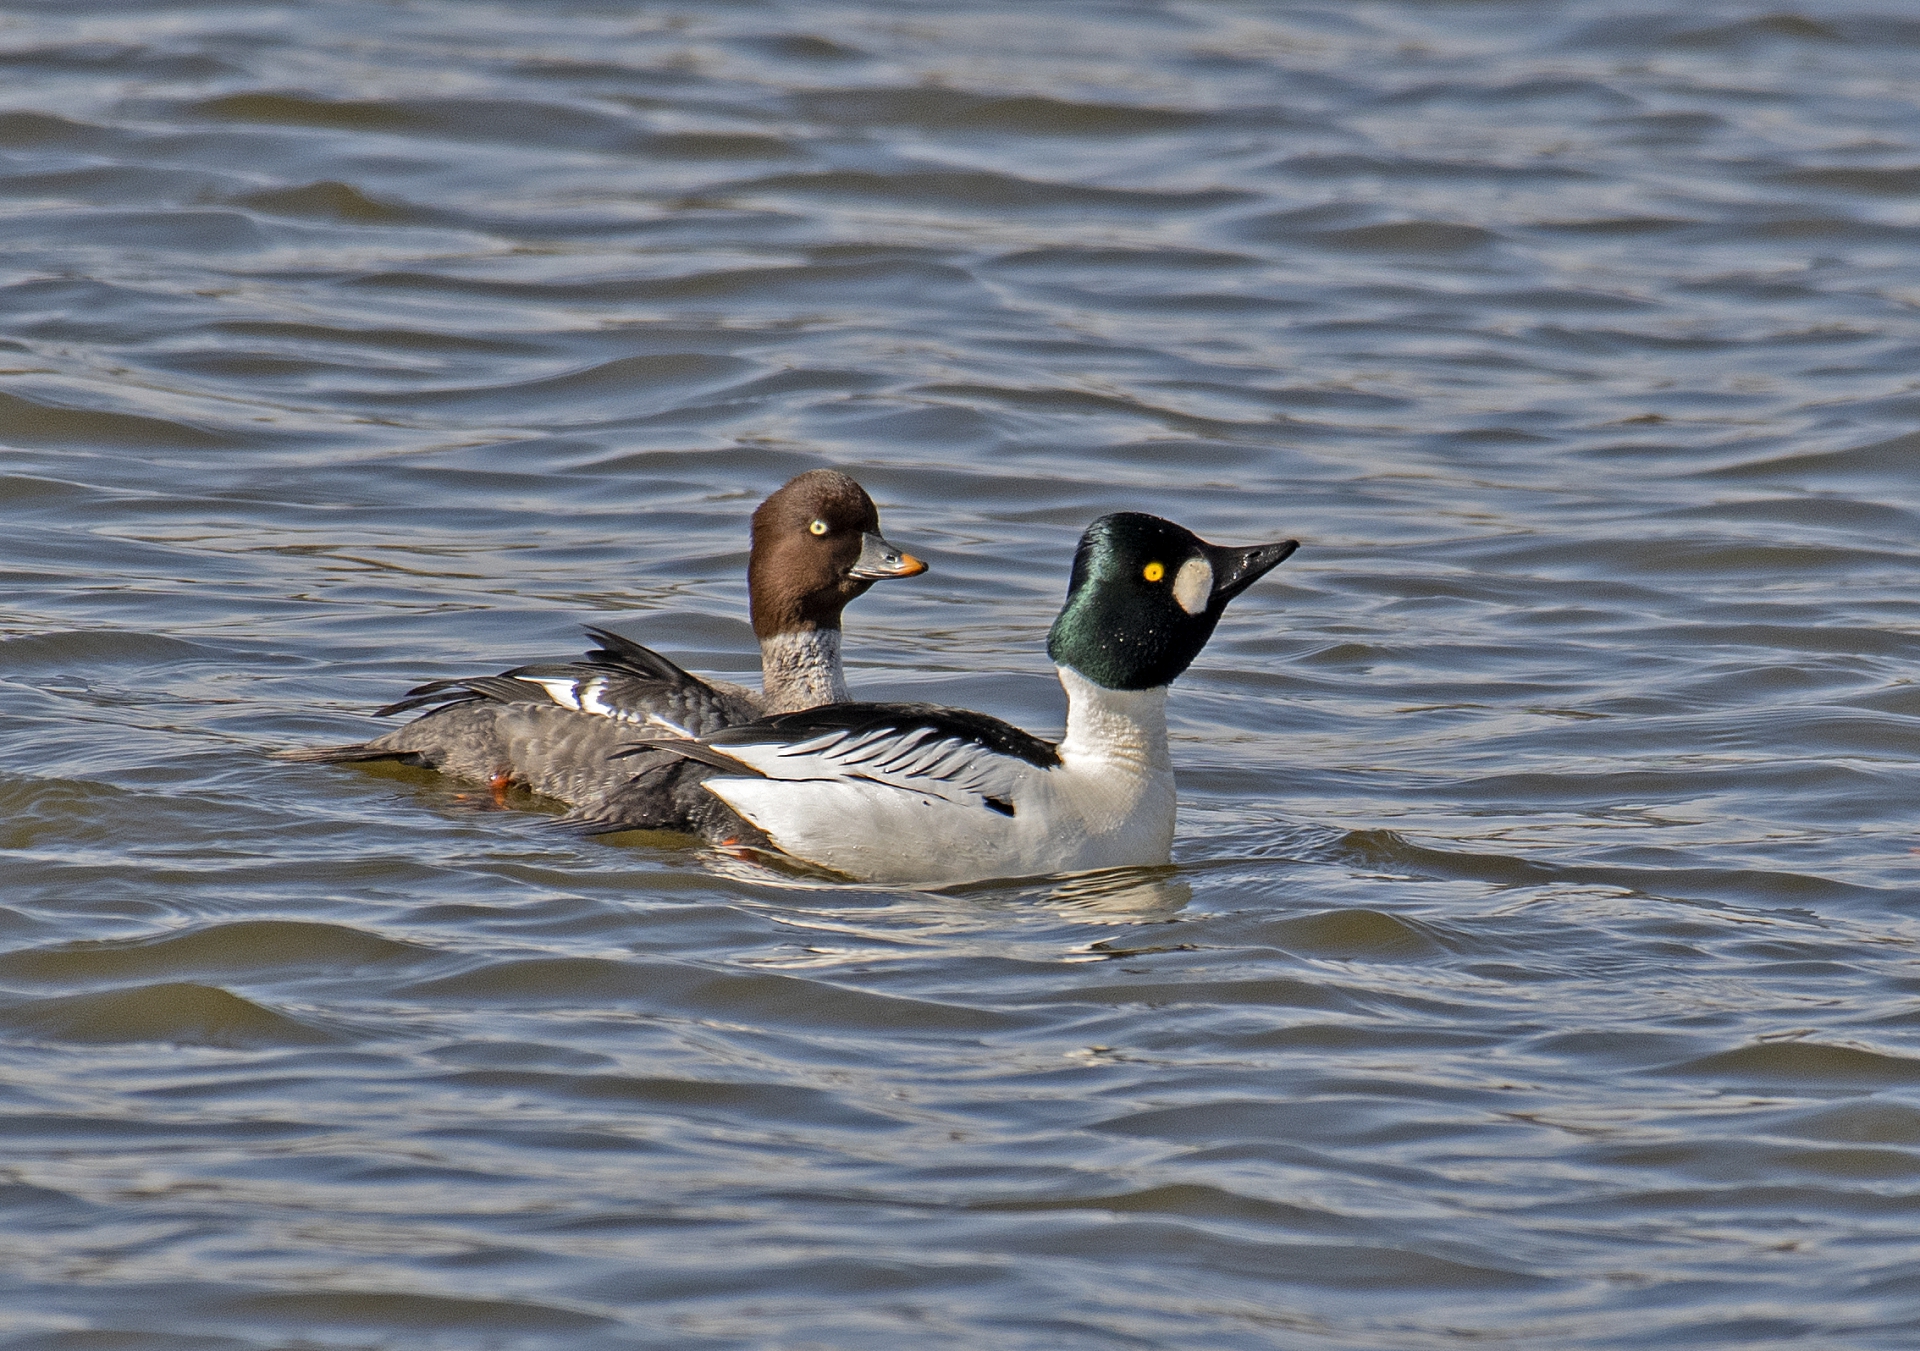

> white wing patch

[
  {"left": 517, "top": 674, "right": 641, "bottom": 721},
  {"left": 521, "top": 675, "right": 584, "bottom": 710}
]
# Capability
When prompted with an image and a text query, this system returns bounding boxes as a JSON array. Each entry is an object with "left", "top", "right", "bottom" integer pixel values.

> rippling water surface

[{"left": 2, "top": 1, "right": 1918, "bottom": 1346}]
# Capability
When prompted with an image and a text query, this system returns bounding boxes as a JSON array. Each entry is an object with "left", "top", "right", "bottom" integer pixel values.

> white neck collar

[{"left": 1056, "top": 665, "right": 1171, "bottom": 772}]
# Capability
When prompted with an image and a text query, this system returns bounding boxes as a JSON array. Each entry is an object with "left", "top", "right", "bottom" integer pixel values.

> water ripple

[{"left": 0, "top": 1, "right": 1917, "bottom": 1347}]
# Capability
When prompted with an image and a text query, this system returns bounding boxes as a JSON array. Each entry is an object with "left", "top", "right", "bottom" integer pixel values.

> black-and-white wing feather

[
  {"left": 639, "top": 702, "right": 1059, "bottom": 811},
  {"left": 375, "top": 626, "right": 757, "bottom": 737}
]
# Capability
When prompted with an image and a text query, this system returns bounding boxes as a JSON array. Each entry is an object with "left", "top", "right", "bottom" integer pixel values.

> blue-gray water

[{"left": 2, "top": 2, "right": 1917, "bottom": 1347}]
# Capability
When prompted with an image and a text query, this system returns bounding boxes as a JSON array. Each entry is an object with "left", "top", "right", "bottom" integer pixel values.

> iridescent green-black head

[{"left": 1045, "top": 513, "right": 1298, "bottom": 691}]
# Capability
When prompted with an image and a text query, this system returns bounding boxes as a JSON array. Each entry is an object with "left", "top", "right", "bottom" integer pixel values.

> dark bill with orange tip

[{"left": 849, "top": 531, "right": 928, "bottom": 580}]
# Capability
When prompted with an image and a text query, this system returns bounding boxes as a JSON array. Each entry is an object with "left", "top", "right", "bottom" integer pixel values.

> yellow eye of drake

[
  {"left": 808, "top": 519, "right": 829, "bottom": 536},
  {"left": 1143, "top": 561, "right": 1165, "bottom": 583}
]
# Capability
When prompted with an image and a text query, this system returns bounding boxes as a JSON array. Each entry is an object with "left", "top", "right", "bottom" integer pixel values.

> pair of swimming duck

[{"left": 285, "top": 471, "right": 1298, "bottom": 888}]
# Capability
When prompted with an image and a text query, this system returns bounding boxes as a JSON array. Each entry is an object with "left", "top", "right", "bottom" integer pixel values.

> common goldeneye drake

[
  {"left": 277, "top": 469, "right": 926, "bottom": 813},
  {"left": 614, "top": 512, "right": 1297, "bottom": 886}
]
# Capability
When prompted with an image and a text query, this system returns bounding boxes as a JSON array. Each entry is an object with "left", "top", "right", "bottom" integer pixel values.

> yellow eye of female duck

[
  {"left": 809, "top": 519, "right": 829, "bottom": 536},
  {"left": 1143, "top": 561, "right": 1165, "bottom": 583}
]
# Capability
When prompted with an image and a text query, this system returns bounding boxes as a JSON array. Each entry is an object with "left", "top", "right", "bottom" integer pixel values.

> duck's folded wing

[
  {"left": 375, "top": 625, "right": 758, "bottom": 736},
  {"left": 655, "top": 702, "right": 1061, "bottom": 810}
]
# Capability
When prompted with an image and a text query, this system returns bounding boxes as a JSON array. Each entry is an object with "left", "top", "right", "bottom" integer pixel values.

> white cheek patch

[{"left": 1172, "top": 556, "right": 1213, "bottom": 615}]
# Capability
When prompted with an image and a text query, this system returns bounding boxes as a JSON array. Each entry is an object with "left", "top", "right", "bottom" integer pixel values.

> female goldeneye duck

[
  {"left": 614, "top": 512, "right": 1298, "bottom": 887},
  {"left": 276, "top": 469, "right": 926, "bottom": 815}
]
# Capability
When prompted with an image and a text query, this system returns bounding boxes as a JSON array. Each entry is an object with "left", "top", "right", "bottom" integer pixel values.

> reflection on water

[
  {"left": 1028, "top": 866, "right": 1193, "bottom": 921},
  {"left": 1, "top": 0, "right": 1918, "bottom": 1347}
]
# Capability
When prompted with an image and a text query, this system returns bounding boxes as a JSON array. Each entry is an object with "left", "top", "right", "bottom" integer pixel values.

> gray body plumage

[{"left": 278, "top": 628, "right": 762, "bottom": 821}]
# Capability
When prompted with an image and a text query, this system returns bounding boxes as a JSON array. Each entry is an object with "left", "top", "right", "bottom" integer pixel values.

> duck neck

[
  {"left": 1056, "top": 665, "right": 1171, "bottom": 774},
  {"left": 759, "top": 626, "right": 848, "bottom": 713}
]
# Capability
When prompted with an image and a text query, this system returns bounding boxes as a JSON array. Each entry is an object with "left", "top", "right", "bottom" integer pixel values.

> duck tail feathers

[{"left": 270, "top": 742, "right": 422, "bottom": 766}]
